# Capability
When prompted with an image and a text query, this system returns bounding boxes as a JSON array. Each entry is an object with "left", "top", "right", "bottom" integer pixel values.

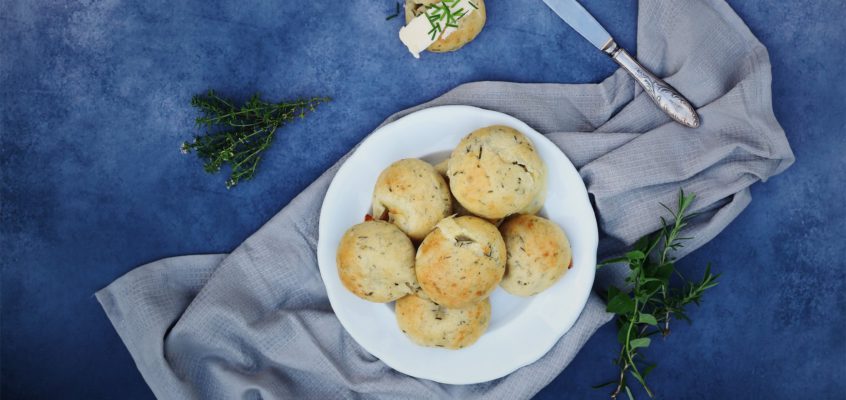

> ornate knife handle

[{"left": 602, "top": 41, "right": 700, "bottom": 128}]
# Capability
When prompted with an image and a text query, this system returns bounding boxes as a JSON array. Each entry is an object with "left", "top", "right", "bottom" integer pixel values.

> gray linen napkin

[{"left": 96, "top": 0, "right": 794, "bottom": 398}]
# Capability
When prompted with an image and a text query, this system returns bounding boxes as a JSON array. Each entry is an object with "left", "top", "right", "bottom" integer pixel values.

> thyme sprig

[
  {"left": 181, "top": 90, "right": 329, "bottom": 188},
  {"left": 595, "top": 190, "right": 720, "bottom": 399}
]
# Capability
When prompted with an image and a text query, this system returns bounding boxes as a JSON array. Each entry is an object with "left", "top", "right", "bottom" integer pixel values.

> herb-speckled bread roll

[
  {"left": 447, "top": 125, "right": 547, "bottom": 219},
  {"left": 415, "top": 216, "right": 506, "bottom": 308},
  {"left": 521, "top": 174, "right": 547, "bottom": 215},
  {"left": 405, "top": 0, "right": 486, "bottom": 53},
  {"left": 436, "top": 158, "right": 504, "bottom": 226},
  {"left": 372, "top": 159, "right": 452, "bottom": 241},
  {"left": 395, "top": 294, "right": 490, "bottom": 349},
  {"left": 336, "top": 221, "right": 419, "bottom": 302},
  {"left": 499, "top": 214, "right": 572, "bottom": 296},
  {"left": 434, "top": 158, "right": 450, "bottom": 176}
]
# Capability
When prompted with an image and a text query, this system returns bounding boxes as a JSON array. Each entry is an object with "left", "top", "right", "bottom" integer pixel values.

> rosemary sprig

[
  {"left": 181, "top": 90, "right": 329, "bottom": 188},
  {"left": 596, "top": 190, "right": 720, "bottom": 399}
]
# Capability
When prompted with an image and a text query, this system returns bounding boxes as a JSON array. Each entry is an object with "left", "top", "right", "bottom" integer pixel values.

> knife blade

[
  {"left": 542, "top": 0, "right": 612, "bottom": 50},
  {"left": 542, "top": 0, "right": 700, "bottom": 128}
]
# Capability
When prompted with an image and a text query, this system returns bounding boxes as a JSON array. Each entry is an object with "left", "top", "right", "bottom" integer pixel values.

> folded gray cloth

[{"left": 96, "top": 0, "right": 794, "bottom": 398}]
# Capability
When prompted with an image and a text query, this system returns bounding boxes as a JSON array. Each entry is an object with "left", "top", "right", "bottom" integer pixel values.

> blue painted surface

[{"left": 1, "top": 0, "right": 844, "bottom": 398}]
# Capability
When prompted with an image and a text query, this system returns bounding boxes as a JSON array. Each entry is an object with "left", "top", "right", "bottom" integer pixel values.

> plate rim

[{"left": 317, "top": 105, "right": 598, "bottom": 384}]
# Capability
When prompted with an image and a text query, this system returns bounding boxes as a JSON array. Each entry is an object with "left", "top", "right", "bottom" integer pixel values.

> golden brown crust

[
  {"left": 372, "top": 159, "right": 452, "bottom": 241},
  {"left": 415, "top": 216, "right": 506, "bottom": 307},
  {"left": 395, "top": 294, "right": 490, "bottom": 349},
  {"left": 405, "top": 0, "right": 487, "bottom": 53},
  {"left": 336, "top": 221, "right": 419, "bottom": 302},
  {"left": 434, "top": 158, "right": 450, "bottom": 176},
  {"left": 499, "top": 214, "right": 572, "bottom": 296},
  {"left": 447, "top": 125, "right": 546, "bottom": 219},
  {"left": 521, "top": 171, "right": 547, "bottom": 215},
  {"left": 435, "top": 158, "right": 503, "bottom": 225}
]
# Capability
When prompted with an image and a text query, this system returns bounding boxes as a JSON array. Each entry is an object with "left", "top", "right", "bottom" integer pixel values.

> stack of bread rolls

[{"left": 336, "top": 125, "right": 572, "bottom": 349}]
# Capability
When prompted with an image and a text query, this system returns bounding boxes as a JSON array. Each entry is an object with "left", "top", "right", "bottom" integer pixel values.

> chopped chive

[
  {"left": 385, "top": 2, "right": 400, "bottom": 20},
  {"left": 420, "top": 0, "right": 477, "bottom": 41}
]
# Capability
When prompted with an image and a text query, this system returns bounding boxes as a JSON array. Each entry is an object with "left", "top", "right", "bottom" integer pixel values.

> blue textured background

[{"left": 2, "top": 0, "right": 844, "bottom": 398}]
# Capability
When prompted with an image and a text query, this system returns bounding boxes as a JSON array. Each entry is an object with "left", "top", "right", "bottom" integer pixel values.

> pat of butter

[
  {"left": 399, "top": 0, "right": 477, "bottom": 59},
  {"left": 398, "top": 13, "right": 437, "bottom": 59}
]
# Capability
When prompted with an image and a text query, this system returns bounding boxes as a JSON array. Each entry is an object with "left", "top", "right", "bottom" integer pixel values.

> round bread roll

[
  {"left": 416, "top": 216, "right": 506, "bottom": 307},
  {"left": 447, "top": 125, "right": 546, "bottom": 219},
  {"left": 405, "top": 0, "right": 486, "bottom": 53},
  {"left": 522, "top": 174, "right": 547, "bottom": 215},
  {"left": 372, "top": 159, "right": 452, "bottom": 241},
  {"left": 436, "top": 159, "right": 504, "bottom": 226},
  {"left": 499, "top": 214, "right": 572, "bottom": 296},
  {"left": 336, "top": 221, "right": 419, "bottom": 302},
  {"left": 396, "top": 294, "right": 490, "bottom": 349},
  {"left": 433, "top": 158, "right": 450, "bottom": 176}
]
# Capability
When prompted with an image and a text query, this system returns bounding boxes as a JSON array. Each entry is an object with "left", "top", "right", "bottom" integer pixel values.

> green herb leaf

[
  {"left": 654, "top": 262, "right": 675, "bottom": 282},
  {"left": 606, "top": 290, "right": 636, "bottom": 315},
  {"left": 638, "top": 314, "right": 658, "bottom": 326},
  {"left": 630, "top": 337, "right": 651, "bottom": 349},
  {"left": 626, "top": 250, "right": 646, "bottom": 263},
  {"left": 597, "top": 256, "right": 629, "bottom": 269}
]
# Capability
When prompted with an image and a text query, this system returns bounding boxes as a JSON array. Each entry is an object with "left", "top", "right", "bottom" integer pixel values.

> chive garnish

[
  {"left": 386, "top": 2, "right": 400, "bottom": 20},
  {"left": 421, "top": 0, "right": 473, "bottom": 41}
]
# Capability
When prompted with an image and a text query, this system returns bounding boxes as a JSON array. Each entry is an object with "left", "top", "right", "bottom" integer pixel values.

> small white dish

[{"left": 317, "top": 105, "right": 598, "bottom": 384}]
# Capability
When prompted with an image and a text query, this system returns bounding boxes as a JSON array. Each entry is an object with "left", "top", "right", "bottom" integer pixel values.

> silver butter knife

[{"left": 542, "top": 0, "right": 700, "bottom": 128}]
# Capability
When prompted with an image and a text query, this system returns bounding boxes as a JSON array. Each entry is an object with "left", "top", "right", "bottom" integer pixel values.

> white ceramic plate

[{"left": 317, "top": 105, "right": 598, "bottom": 385}]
